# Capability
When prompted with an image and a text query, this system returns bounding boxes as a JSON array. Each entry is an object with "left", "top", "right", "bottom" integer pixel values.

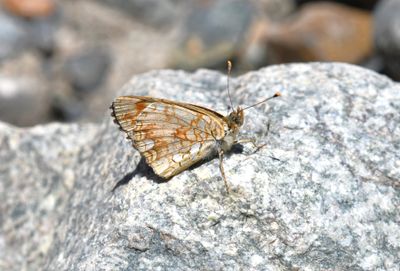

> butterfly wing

[{"left": 111, "top": 96, "right": 228, "bottom": 178}]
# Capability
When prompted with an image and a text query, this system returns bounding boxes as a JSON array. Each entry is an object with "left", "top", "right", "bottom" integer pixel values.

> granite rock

[
  {"left": 0, "top": 123, "right": 99, "bottom": 270},
  {"left": 0, "top": 63, "right": 399, "bottom": 270}
]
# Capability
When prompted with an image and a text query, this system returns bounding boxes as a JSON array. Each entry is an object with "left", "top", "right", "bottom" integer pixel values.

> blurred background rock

[{"left": 0, "top": 0, "right": 395, "bottom": 127}]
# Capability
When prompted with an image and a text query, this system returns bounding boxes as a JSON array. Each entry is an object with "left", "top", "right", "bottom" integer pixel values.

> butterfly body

[{"left": 111, "top": 96, "right": 244, "bottom": 181}]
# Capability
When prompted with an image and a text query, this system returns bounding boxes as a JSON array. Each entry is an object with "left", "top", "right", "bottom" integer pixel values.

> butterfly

[{"left": 110, "top": 61, "right": 280, "bottom": 193}]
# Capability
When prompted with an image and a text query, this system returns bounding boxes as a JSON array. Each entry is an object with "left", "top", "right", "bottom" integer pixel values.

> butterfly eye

[
  {"left": 228, "top": 111, "right": 242, "bottom": 126},
  {"left": 232, "top": 109, "right": 244, "bottom": 126},
  {"left": 236, "top": 115, "right": 243, "bottom": 126}
]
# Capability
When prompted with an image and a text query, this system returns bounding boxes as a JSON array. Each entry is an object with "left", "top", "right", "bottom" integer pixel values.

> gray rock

[
  {"left": 0, "top": 73, "right": 50, "bottom": 126},
  {"left": 26, "top": 13, "right": 60, "bottom": 57},
  {"left": 51, "top": 94, "right": 85, "bottom": 122},
  {"left": 374, "top": 0, "right": 400, "bottom": 80},
  {"left": 170, "top": 0, "right": 256, "bottom": 70},
  {"left": 63, "top": 47, "right": 112, "bottom": 93},
  {"left": 0, "top": 63, "right": 399, "bottom": 270},
  {"left": 0, "top": 123, "right": 99, "bottom": 270},
  {"left": 0, "top": 11, "right": 29, "bottom": 60},
  {"left": 170, "top": 0, "right": 295, "bottom": 70},
  {"left": 258, "top": 0, "right": 295, "bottom": 21},
  {"left": 98, "top": 0, "right": 186, "bottom": 27},
  {"left": 0, "top": 9, "right": 59, "bottom": 60}
]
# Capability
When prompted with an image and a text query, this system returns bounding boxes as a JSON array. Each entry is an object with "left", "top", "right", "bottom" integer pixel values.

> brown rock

[
  {"left": 2, "top": 0, "right": 55, "bottom": 18},
  {"left": 265, "top": 2, "right": 372, "bottom": 63}
]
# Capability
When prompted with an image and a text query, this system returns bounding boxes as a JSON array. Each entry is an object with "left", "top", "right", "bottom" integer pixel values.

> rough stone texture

[
  {"left": 0, "top": 123, "right": 99, "bottom": 270},
  {"left": 0, "top": 63, "right": 399, "bottom": 270}
]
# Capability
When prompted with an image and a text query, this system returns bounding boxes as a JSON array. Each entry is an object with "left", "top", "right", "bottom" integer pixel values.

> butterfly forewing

[{"left": 111, "top": 96, "right": 228, "bottom": 178}]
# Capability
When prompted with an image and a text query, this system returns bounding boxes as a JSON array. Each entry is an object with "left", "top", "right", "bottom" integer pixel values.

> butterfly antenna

[
  {"left": 227, "top": 60, "right": 234, "bottom": 112},
  {"left": 242, "top": 92, "right": 281, "bottom": 111}
]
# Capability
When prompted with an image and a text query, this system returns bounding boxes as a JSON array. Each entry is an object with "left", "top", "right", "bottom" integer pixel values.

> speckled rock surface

[
  {"left": 0, "top": 123, "right": 98, "bottom": 270},
  {"left": 1, "top": 63, "right": 399, "bottom": 270}
]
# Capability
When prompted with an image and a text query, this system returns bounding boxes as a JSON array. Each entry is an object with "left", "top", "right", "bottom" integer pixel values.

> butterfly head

[{"left": 227, "top": 107, "right": 244, "bottom": 129}]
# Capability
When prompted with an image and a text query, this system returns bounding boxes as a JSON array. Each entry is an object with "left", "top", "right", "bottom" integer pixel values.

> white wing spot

[
  {"left": 141, "top": 139, "right": 154, "bottom": 151},
  {"left": 154, "top": 157, "right": 170, "bottom": 175},
  {"left": 149, "top": 103, "right": 167, "bottom": 113},
  {"left": 172, "top": 153, "right": 183, "bottom": 163},
  {"left": 190, "top": 143, "right": 201, "bottom": 157}
]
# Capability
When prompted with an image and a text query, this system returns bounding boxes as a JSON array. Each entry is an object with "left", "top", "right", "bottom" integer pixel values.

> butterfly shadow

[
  {"left": 112, "top": 157, "right": 166, "bottom": 192},
  {"left": 112, "top": 144, "right": 246, "bottom": 192}
]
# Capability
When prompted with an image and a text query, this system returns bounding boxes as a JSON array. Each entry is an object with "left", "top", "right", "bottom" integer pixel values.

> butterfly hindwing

[{"left": 111, "top": 96, "right": 228, "bottom": 178}]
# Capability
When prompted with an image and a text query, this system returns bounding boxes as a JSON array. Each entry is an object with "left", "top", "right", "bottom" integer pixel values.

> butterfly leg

[
  {"left": 235, "top": 122, "right": 271, "bottom": 154},
  {"left": 218, "top": 149, "right": 231, "bottom": 194},
  {"left": 235, "top": 138, "right": 267, "bottom": 154}
]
